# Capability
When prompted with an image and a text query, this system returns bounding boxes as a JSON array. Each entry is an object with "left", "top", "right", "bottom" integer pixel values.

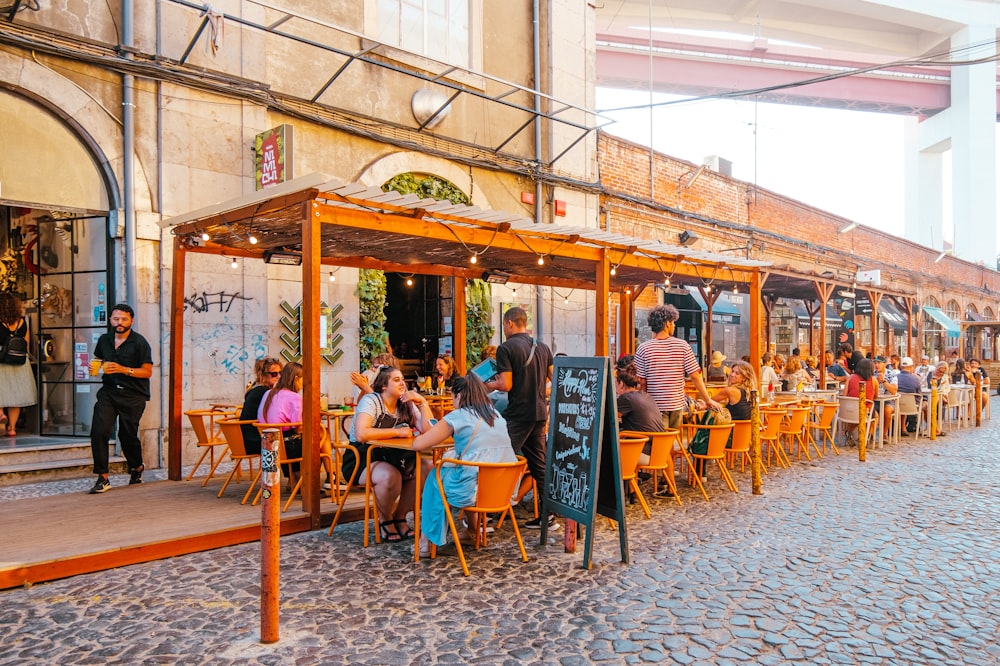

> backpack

[{"left": 0, "top": 321, "right": 28, "bottom": 366}]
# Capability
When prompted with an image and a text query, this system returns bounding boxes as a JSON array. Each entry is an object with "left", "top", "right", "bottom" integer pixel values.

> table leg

[{"left": 413, "top": 451, "right": 422, "bottom": 563}]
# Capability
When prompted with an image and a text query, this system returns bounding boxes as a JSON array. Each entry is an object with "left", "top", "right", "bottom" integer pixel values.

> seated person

[
  {"left": 694, "top": 360, "right": 756, "bottom": 476},
  {"left": 760, "top": 352, "right": 781, "bottom": 397},
  {"left": 615, "top": 363, "right": 662, "bottom": 466},
  {"left": 872, "top": 356, "right": 897, "bottom": 438},
  {"left": 780, "top": 356, "right": 814, "bottom": 392},
  {"left": 350, "top": 352, "right": 398, "bottom": 401},
  {"left": 412, "top": 374, "right": 516, "bottom": 555},
  {"left": 706, "top": 350, "right": 730, "bottom": 383},
  {"left": 240, "top": 356, "right": 282, "bottom": 455},
  {"left": 924, "top": 362, "right": 950, "bottom": 435},
  {"left": 257, "top": 362, "right": 333, "bottom": 490},
  {"left": 895, "top": 356, "right": 924, "bottom": 434},
  {"left": 346, "top": 366, "right": 434, "bottom": 542},
  {"left": 968, "top": 358, "right": 990, "bottom": 417},
  {"left": 842, "top": 358, "right": 878, "bottom": 445},
  {"left": 432, "top": 355, "right": 460, "bottom": 393},
  {"left": 825, "top": 350, "right": 848, "bottom": 385}
]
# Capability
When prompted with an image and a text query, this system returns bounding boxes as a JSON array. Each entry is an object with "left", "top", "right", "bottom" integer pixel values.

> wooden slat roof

[{"left": 162, "top": 174, "right": 769, "bottom": 291}]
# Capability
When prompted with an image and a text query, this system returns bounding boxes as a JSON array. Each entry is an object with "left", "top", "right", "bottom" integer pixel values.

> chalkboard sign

[{"left": 542, "top": 356, "right": 627, "bottom": 568}]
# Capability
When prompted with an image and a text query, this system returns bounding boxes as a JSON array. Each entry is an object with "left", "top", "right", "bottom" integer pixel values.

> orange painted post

[
  {"left": 260, "top": 429, "right": 280, "bottom": 644},
  {"left": 750, "top": 389, "right": 762, "bottom": 495},
  {"left": 564, "top": 519, "right": 577, "bottom": 552},
  {"left": 858, "top": 394, "right": 868, "bottom": 462},
  {"left": 929, "top": 382, "right": 938, "bottom": 441}
]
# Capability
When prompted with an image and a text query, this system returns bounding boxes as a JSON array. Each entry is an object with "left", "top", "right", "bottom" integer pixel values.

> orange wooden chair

[
  {"left": 618, "top": 434, "right": 651, "bottom": 518},
  {"left": 758, "top": 409, "right": 789, "bottom": 470},
  {"left": 216, "top": 418, "right": 261, "bottom": 503},
  {"left": 254, "top": 423, "right": 305, "bottom": 512},
  {"left": 326, "top": 436, "right": 362, "bottom": 537},
  {"left": 432, "top": 456, "right": 529, "bottom": 576},
  {"left": 725, "top": 420, "right": 753, "bottom": 473},
  {"left": 779, "top": 406, "right": 814, "bottom": 461},
  {"left": 625, "top": 429, "right": 682, "bottom": 506},
  {"left": 682, "top": 422, "right": 736, "bottom": 500},
  {"left": 184, "top": 408, "right": 234, "bottom": 485},
  {"left": 808, "top": 402, "right": 841, "bottom": 456}
]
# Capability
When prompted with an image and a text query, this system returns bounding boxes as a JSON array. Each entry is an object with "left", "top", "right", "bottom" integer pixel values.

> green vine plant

[
  {"left": 373, "top": 172, "right": 492, "bottom": 365},
  {"left": 356, "top": 268, "right": 389, "bottom": 367}
]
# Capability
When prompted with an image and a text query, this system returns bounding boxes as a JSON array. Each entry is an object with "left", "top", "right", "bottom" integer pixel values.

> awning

[
  {"left": 878, "top": 299, "right": 908, "bottom": 334},
  {"left": 689, "top": 289, "right": 741, "bottom": 324},
  {"left": 966, "top": 311, "right": 987, "bottom": 322},
  {"left": 786, "top": 300, "right": 842, "bottom": 329},
  {"left": 923, "top": 306, "right": 960, "bottom": 337}
]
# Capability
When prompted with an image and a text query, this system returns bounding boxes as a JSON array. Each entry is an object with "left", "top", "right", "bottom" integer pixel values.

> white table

[{"left": 872, "top": 393, "right": 900, "bottom": 449}]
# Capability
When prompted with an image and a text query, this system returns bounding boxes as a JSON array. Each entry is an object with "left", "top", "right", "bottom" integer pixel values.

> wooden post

[
  {"left": 858, "top": 391, "right": 868, "bottom": 462},
  {"left": 260, "top": 429, "right": 280, "bottom": 644},
  {"left": 975, "top": 373, "right": 982, "bottom": 427},
  {"left": 167, "top": 237, "right": 187, "bottom": 481},
  {"left": 750, "top": 389, "right": 762, "bottom": 495},
  {"left": 929, "top": 381, "right": 938, "bottom": 440},
  {"left": 302, "top": 201, "right": 321, "bottom": 525},
  {"left": 454, "top": 277, "right": 467, "bottom": 374}
]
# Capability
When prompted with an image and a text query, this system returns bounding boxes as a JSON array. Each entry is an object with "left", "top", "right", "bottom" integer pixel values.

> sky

[{"left": 595, "top": 89, "right": 923, "bottom": 241}]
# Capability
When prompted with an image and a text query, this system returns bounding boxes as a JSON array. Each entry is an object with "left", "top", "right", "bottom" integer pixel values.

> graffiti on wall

[{"left": 184, "top": 290, "right": 253, "bottom": 313}]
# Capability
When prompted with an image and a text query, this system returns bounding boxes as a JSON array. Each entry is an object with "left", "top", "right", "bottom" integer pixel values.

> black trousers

[
  {"left": 91, "top": 386, "right": 147, "bottom": 475},
  {"left": 506, "top": 419, "right": 547, "bottom": 489}
]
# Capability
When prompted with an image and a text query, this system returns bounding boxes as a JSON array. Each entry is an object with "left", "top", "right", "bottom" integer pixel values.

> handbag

[
  {"left": 689, "top": 409, "right": 730, "bottom": 455},
  {"left": 369, "top": 401, "right": 416, "bottom": 474}
]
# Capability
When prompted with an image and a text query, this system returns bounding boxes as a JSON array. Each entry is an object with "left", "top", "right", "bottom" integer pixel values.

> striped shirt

[{"left": 633, "top": 336, "right": 702, "bottom": 411}]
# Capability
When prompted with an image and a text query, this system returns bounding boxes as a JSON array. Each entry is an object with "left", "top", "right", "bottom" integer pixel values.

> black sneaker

[
  {"left": 129, "top": 465, "right": 144, "bottom": 485},
  {"left": 89, "top": 477, "right": 111, "bottom": 494},
  {"left": 654, "top": 487, "right": 676, "bottom": 498},
  {"left": 525, "top": 515, "right": 560, "bottom": 531}
]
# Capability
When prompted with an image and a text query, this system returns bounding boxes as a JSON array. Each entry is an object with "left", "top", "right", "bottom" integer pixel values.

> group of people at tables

[{"left": 234, "top": 352, "right": 518, "bottom": 555}]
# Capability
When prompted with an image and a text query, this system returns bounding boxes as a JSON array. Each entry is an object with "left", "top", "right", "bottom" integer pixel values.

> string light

[
  {"left": 733, "top": 284, "right": 738, "bottom": 294},
  {"left": 564, "top": 295, "right": 569, "bottom": 304},
  {"left": 329, "top": 272, "right": 336, "bottom": 282},
  {"left": 230, "top": 257, "right": 238, "bottom": 269},
  {"left": 470, "top": 252, "right": 478, "bottom": 264},
  {"left": 610, "top": 266, "right": 616, "bottom": 276},
  {"left": 201, "top": 230, "right": 210, "bottom": 242},
  {"left": 248, "top": 233, "right": 258, "bottom": 245},
  {"left": 511, "top": 287, "right": 518, "bottom": 298},
  {"left": 537, "top": 255, "right": 545, "bottom": 266},
  {"left": 406, "top": 277, "right": 413, "bottom": 286}
]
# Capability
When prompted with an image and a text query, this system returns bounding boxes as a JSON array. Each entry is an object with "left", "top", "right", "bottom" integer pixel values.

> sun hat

[
  {"left": 873, "top": 355, "right": 887, "bottom": 363},
  {"left": 900, "top": 357, "right": 914, "bottom": 367},
  {"left": 711, "top": 350, "right": 726, "bottom": 364}
]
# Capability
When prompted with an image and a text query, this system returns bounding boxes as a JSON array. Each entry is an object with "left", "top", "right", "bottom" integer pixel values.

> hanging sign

[{"left": 255, "top": 124, "right": 293, "bottom": 190}]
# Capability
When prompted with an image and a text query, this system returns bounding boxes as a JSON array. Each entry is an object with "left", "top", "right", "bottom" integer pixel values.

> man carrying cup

[{"left": 88, "top": 304, "right": 153, "bottom": 494}]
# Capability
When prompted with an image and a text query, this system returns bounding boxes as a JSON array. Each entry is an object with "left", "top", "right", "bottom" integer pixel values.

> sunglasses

[{"left": 267, "top": 371, "right": 281, "bottom": 377}]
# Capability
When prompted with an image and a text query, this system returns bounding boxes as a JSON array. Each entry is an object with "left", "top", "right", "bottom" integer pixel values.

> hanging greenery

[
  {"left": 383, "top": 173, "right": 470, "bottom": 205},
  {"left": 465, "top": 278, "right": 494, "bottom": 364},
  {"left": 356, "top": 268, "right": 389, "bottom": 367}
]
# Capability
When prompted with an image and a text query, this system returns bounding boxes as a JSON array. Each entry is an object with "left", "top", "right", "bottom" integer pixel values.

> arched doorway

[{"left": 0, "top": 90, "right": 113, "bottom": 437}]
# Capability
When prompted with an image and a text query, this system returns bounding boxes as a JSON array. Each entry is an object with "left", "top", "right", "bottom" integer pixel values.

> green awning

[
  {"left": 923, "top": 306, "right": 960, "bottom": 337},
  {"left": 689, "top": 289, "right": 742, "bottom": 324}
]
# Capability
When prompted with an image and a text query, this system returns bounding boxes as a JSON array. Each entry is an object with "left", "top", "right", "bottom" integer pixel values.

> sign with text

[
  {"left": 542, "top": 356, "right": 627, "bottom": 568},
  {"left": 255, "top": 124, "right": 293, "bottom": 190}
]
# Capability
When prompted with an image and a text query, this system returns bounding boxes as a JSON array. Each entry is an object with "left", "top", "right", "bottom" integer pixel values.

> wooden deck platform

[{"left": 0, "top": 477, "right": 366, "bottom": 590}]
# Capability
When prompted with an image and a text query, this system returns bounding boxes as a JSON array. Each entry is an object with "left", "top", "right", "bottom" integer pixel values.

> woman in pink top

[{"left": 258, "top": 362, "right": 332, "bottom": 491}]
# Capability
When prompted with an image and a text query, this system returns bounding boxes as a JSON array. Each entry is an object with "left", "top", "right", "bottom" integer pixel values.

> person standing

[
  {"left": 633, "top": 304, "right": 720, "bottom": 431},
  {"left": 0, "top": 292, "right": 37, "bottom": 436},
  {"left": 486, "top": 306, "right": 554, "bottom": 530},
  {"left": 89, "top": 304, "right": 153, "bottom": 494}
]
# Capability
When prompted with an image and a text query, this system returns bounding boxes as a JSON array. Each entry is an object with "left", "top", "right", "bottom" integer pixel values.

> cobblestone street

[{"left": 2, "top": 419, "right": 998, "bottom": 665}]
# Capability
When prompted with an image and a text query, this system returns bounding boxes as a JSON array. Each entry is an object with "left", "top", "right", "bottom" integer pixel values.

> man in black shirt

[
  {"left": 88, "top": 304, "right": 154, "bottom": 494},
  {"left": 486, "top": 306, "right": 554, "bottom": 529}
]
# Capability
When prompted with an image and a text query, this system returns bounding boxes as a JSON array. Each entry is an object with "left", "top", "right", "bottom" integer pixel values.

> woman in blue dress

[{"left": 412, "top": 373, "right": 516, "bottom": 554}]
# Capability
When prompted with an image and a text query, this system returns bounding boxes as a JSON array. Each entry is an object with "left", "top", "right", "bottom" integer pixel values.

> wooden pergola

[{"left": 162, "top": 173, "right": 770, "bottom": 526}]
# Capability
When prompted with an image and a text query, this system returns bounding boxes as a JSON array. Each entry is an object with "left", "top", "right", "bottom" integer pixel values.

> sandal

[
  {"left": 378, "top": 520, "right": 404, "bottom": 543},
  {"left": 5, "top": 429, "right": 15, "bottom": 437},
  {"left": 392, "top": 518, "right": 414, "bottom": 540}
]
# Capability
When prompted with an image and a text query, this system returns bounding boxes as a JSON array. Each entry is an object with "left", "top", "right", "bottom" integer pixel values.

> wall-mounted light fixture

[
  {"left": 934, "top": 250, "right": 951, "bottom": 263},
  {"left": 839, "top": 222, "right": 858, "bottom": 233},
  {"left": 678, "top": 230, "right": 698, "bottom": 247},
  {"left": 263, "top": 250, "right": 302, "bottom": 265},
  {"left": 482, "top": 269, "right": 511, "bottom": 284}
]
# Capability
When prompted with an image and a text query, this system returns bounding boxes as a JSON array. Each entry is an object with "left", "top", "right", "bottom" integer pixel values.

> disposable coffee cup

[{"left": 89, "top": 360, "right": 102, "bottom": 376}]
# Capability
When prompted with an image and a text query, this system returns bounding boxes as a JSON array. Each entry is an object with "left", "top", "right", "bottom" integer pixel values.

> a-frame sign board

[{"left": 540, "top": 356, "right": 628, "bottom": 568}]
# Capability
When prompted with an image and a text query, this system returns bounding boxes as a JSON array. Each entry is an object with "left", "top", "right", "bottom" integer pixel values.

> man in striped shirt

[{"left": 634, "top": 304, "right": 720, "bottom": 430}]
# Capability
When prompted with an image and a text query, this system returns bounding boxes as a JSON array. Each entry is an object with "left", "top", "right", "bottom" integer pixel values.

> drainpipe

[
  {"left": 122, "top": 0, "right": 137, "bottom": 307},
  {"left": 532, "top": 0, "right": 545, "bottom": 342},
  {"left": 155, "top": 0, "right": 166, "bottom": 469}
]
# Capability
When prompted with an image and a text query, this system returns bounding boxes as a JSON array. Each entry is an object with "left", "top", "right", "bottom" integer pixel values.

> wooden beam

[
  {"left": 749, "top": 271, "right": 762, "bottom": 378},
  {"left": 301, "top": 200, "right": 322, "bottom": 528},
  {"left": 454, "top": 277, "right": 467, "bottom": 373},
  {"left": 167, "top": 237, "right": 187, "bottom": 481},
  {"left": 596, "top": 250, "right": 610, "bottom": 356}
]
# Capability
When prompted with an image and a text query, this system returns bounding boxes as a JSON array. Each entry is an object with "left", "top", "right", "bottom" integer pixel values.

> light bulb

[
  {"left": 230, "top": 258, "right": 238, "bottom": 269},
  {"left": 511, "top": 288, "right": 517, "bottom": 298},
  {"left": 733, "top": 285, "right": 738, "bottom": 294},
  {"left": 610, "top": 266, "right": 616, "bottom": 276},
  {"left": 625, "top": 288, "right": 631, "bottom": 295},
  {"left": 406, "top": 278, "right": 413, "bottom": 286},
  {"left": 470, "top": 253, "right": 478, "bottom": 264},
  {"left": 537, "top": 256, "right": 545, "bottom": 266},
  {"left": 564, "top": 297, "right": 569, "bottom": 304},
  {"left": 329, "top": 273, "right": 336, "bottom": 282},
  {"left": 249, "top": 234, "right": 258, "bottom": 245},
  {"left": 665, "top": 277, "right": 670, "bottom": 286},
  {"left": 201, "top": 231, "right": 210, "bottom": 242}
]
